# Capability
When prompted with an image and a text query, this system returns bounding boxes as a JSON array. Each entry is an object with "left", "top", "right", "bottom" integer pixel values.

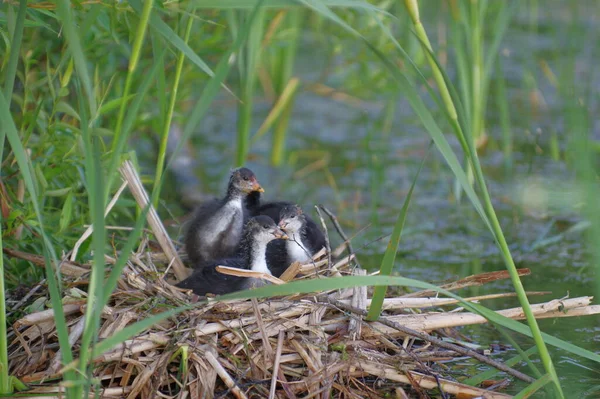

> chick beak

[
  {"left": 273, "top": 228, "right": 288, "bottom": 240},
  {"left": 252, "top": 179, "right": 265, "bottom": 193},
  {"left": 279, "top": 221, "right": 289, "bottom": 231}
]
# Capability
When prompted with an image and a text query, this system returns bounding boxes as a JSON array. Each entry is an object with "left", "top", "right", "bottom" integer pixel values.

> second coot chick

[
  {"left": 177, "top": 216, "right": 287, "bottom": 296},
  {"left": 184, "top": 168, "right": 264, "bottom": 267},
  {"left": 266, "top": 204, "right": 326, "bottom": 277}
]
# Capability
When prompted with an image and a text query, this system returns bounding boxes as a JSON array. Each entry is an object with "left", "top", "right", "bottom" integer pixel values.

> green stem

[
  {"left": 404, "top": 0, "right": 457, "bottom": 122},
  {"left": 271, "top": 99, "right": 294, "bottom": 166},
  {"left": 470, "top": 0, "right": 483, "bottom": 141},
  {"left": 0, "top": 223, "right": 9, "bottom": 394},
  {"left": 152, "top": 15, "right": 194, "bottom": 207},
  {"left": 0, "top": 0, "right": 27, "bottom": 166},
  {"left": 236, "top": 87, "right": 252, "bottom": 166},
  {"left": 108, "top": 0, "right": 153, "bottom": 192},
  {"left": 462, "top": 117, "right": 564, "bottom": 397}
]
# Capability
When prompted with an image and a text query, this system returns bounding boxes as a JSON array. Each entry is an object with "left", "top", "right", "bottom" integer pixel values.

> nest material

[
  {"left": 5, "top": 161, "right": 599, "bottom": 399},
  {"left": 7, "top": 242, "right": 599, "bottom": 399}
]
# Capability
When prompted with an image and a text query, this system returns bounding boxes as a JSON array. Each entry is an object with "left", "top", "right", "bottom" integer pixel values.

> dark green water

[{"left": 162, "top": 5, "right": 599, "bottom": 397}]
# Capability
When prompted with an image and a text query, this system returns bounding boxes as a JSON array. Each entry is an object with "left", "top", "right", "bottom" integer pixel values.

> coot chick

[
  {"left": 177, "top": 216, "right": 287, "bottom": 296},
  {"left": 184, "top": 167, "right": 264, "bottom": 267},
  {"left": 266, "top": 204, "right": 326, "bottom": 277}
]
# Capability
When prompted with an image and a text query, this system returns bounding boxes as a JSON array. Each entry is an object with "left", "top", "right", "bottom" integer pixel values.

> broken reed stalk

[{"left": 119, "top": 160, "right": 188, "bottom": 281}]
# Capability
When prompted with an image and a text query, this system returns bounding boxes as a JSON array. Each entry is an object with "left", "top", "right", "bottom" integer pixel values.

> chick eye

[
  {"left": 291, "top": 215, "right": 296, "bottom": 219},
  {"left": 243, "top": 176, "right": 249, "bottom": 181},
  {"left": 263, "top": 224, "right": 269, "bottom": 229}
]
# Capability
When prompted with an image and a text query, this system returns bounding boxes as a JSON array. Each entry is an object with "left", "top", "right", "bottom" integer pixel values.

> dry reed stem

[
  {"left": 361, "top": 296, "right": 594, "bottom": 335},
  {"left": 205, "top": 351, "right": 249, "bottom": 399},
  {"left": 119, "top": 160, "right": 187, "bottom": 281},
  {"left": 351, "top": 362, "right": 512, "bottom": 399},
  {"left": 269, "top": 330, "right": 285, "bottom": 399},
  {"left": 403, "top": 268, "right": 531, "bottom": 297},
  {"left": 338, "top": 291, "right": 551, "bottom": 310},
  {"left": 216, "top": 265, "right": 285, "bottom": 285}
]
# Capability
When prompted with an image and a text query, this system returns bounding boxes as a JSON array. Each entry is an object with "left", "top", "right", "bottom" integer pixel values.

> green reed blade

[
  {"left": 252, "top": 77, "right": 299, "bottom": 143},
  {"left": 110, "top": 0, "right": 153, "bottom": 177},
  {"left": 152, "top": 12, "right": 195, "bottom": 207},
  {"left": 0, "top": 91, "right": 77, "bottom": 393},
  {"left": 0, "top": 222, "right": 8, "bottom": 393},
  {"left": 0, "top": 0, "right": 27, "bottom": 161},
  {"left": 55, "top": 0, "right": 96, "bottom": 116},
  {"left": 367, "top": 143, "right": 429, "bottom": 321},
  {"left": 71, "top": 80, "right": 109, "bottom": 397},
  {"left": 105, "top": 51, "right": 165, "bottom": 198},
  {"left": 463, "top": 346, "right": 539, "bottom": 386},
  {"left": 514, "top": 374, "right": 553, "bottom": 399},
  {"left": 128, "top": 0, "right": 216, "bottom": 79}
]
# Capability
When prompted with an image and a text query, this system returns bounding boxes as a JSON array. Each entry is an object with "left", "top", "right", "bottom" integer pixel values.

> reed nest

[{"left": 4, "top": 162, "right": 599, "bottom": 399}]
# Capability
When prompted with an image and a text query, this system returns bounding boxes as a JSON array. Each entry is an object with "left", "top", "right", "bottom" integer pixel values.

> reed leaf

[
  {"left": 0, "top": 91, "right": 77, "bottom": 392},
  {"left": 514, "top": 374, "right": 553, "bottom": 399},
  {"left": 367, "top": 143, "right": 429, "bottom": 321},
  {"left": 0, "top": 221, "right": 7, "bottom": 393},
  {"left": 128, "top": 0, "right": 215, "bottom": 78},
  {"left": 152, "top": 13, "right": 195, "bottom": 207},
  {"left": 74, "top": 80, "right": 106, "bottom": 397},
  {"left": 55, "top": 0, "right": 96, "bottom": 116}
]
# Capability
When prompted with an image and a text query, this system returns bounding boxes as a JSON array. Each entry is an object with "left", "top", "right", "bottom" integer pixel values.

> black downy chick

[
  {"left": 266, "top": 204, "right": 326, "bottom": 278},
  {"left": 184, "top": 168, "right": 264, "bottom": 267},
  {"left": 245, "top": 191, "right": 291, "bottom": 223},
  {"left": 177, "top": 216, "right": 287, "bottom": 296}
]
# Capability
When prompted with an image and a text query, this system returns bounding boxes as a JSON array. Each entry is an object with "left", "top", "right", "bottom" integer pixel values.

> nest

[{"left": 5, "top": 161, "right": 599, "bottom": 399}]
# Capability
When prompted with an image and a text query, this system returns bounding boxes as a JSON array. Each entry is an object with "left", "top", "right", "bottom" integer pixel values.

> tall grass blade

[
  {"left": 0, "top": 91, "right": 77, "bottom": 393},
  {"left": 252, "top": 77, "right": 299, "bottom": 143},
  {"left": 0, "top": 0, "right": 27, "bottom": 160},
  {"left": 367, "top": 143, "right": 429, "bottom": 320},
  {"left": 105, "top": 51, "right": 165, "bottom": 198},
  {"left": 128, "top": 0, "right": 216, "bottom": 79},
  {"left": 73, "top": 81, "right": 107, "bottom": 397},
  {"left": 55, "top": 0, "right": 96, "bottom": 116},
  {"left": 152, "top": 13, "right": 195, "bottom": 207},
  {"left": 514, "top": 374, "right": 553, "bottom": 399},
  {"left": 0, "top": 222, "right": 8, "bottom": 393},
  {"left": 110, "top": 0, "right": 154, "bottom": 187}
]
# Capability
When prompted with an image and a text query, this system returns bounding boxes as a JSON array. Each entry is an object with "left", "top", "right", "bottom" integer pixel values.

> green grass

[{"left": 0, "top": 0, "right": 598, "bottom": 397}]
